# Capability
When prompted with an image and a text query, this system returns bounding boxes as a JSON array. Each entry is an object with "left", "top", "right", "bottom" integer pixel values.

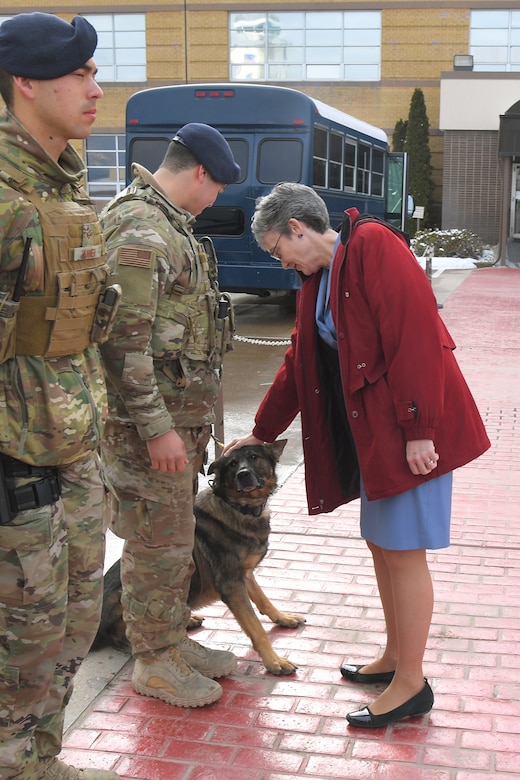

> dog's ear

[
  {"left": 268, "top": 438, "right": 287, "bottom": 462},
  {"left": 207, "top": 460, "right": 217, "bottom": 475}
]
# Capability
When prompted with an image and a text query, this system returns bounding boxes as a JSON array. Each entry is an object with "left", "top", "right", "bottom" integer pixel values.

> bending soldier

[{"left": 99, "top": 123, "right": 239, "bottom": 708}]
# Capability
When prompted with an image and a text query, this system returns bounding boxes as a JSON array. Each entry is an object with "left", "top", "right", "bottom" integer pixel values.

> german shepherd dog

[{"left": 93, "top": 440, "right": 305, "bottom": 675}]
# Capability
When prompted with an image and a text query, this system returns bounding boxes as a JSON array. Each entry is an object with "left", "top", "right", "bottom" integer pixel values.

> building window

[
  {"left": 82, "top": 14, "right": 146, "bottom": 82},
  {"left": 470, "top": 10, "right": 520, "bottom": 72},
  {"left": 230, "top": 11, "right": 381, "bottom": 81},
  {"left": 0, "top": 15, "right": 146, "bottom": 82},
  {"left": 85, "top": 134, "right": 126, "bottom": 204}
]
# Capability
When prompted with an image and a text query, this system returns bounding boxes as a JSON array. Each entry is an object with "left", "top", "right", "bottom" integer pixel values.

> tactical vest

[
  {"left": 107, "top": 185, "right": 234, "bottom": 370},
  {"left": 155, "top": 236, "right": 234, "bottom": 369},
  {"left": 0, "top": 163, "right": 107, "bottom": 359}
]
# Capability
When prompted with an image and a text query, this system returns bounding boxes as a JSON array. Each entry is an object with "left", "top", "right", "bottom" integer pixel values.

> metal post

[{"left": 213, "top": 386, "right": 225, "bottom": 460}]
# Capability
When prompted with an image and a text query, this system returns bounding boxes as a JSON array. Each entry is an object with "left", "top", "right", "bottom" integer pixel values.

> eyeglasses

[{"left": 269, "top": 232, "right": 283, "bottom": 261}]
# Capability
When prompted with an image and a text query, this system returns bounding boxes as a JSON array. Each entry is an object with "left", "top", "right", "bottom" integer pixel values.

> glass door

[
  {"left": 511, "top": 163, "right": 520, "bottom": 238},
  {"left": 385, "top": 152, "right": 410, "bottom": 231}
]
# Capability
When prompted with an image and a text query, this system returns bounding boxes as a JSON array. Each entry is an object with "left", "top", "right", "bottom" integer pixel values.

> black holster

[{"left": 0, "top": 454, "right": 61, "bottom": 526}]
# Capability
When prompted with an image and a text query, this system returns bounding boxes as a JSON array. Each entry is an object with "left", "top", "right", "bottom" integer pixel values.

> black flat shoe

[
  {"left": 346, "top": 679, "right": 434, "bottom": 728},
  {"left": 340, "top": 663, "right": 395, "bottom": 684}
]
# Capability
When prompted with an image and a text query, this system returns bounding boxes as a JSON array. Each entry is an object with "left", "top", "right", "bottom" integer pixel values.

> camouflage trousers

[
  {"left": 102, "top": 422, "right": 211, "bottom": 657},
  {"left": 0, "top": 454, "right": 106, "bottom": 780}
]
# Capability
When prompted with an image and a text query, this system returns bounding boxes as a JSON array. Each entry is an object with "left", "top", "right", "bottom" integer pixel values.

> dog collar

[{"left": 227, "top": 499, "right": 267, "bottom": 518}]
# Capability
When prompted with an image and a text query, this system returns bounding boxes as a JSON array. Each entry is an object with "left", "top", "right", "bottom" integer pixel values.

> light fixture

[{"left": 453, "top": 54, "right": 474, "bottom": 71}]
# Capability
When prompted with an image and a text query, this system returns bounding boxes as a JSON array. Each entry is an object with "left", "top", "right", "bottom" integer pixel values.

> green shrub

[{"left": 411, "top": 228, "right": 484, "bottom": 259}]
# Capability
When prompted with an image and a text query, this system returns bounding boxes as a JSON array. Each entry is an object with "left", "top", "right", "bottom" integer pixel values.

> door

[
  {"left": 385, "top": 152, "right": 410, "bottom": 231},
  {"left": 511, "top": 163, "right": 520, "bottom": 239}
]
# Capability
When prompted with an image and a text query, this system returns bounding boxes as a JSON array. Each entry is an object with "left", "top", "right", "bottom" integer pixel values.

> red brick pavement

[{"left": 62, "top": 267, "right": 520, "bottom": 779}]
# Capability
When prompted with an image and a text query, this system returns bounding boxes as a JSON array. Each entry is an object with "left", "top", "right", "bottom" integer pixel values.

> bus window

[
  {"left": 329, "top": 131, "right": 343, "bottom": 190},
  {"left": 257, "top": 139, "right": 303, "bottom": 183},
  {"left": 194, "top": 206, "right": 245, "bottom": 236},
  {"left": 226, "top": 139, "right": 248, "bottom": 183},
  {"left": 344, "top": 139, "right": 356, "bottom": 191},
  {"left": 357, "top": 142, "right": 371, "bottom": 194},
  {"left": 372, "top": 147, "right": 385, "bottom": 197},
  {"left": 129, "top": 138, "right": 170, "bottom": 177},
  {"left": 313, "top": 126, "right": 327, "bottom": 187}
]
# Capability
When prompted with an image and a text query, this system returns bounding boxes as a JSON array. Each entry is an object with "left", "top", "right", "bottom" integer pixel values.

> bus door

[{"left": 385, "top": 152, "right": 410, "bottom": 230}]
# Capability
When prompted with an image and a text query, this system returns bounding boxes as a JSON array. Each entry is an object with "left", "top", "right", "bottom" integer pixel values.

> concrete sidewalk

[{"left": 62, "top": 267, "right": 520, "bottom": 779}]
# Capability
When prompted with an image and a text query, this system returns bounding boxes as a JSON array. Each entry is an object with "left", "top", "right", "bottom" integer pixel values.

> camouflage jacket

[
  {"left": 99, "top": 164, "right": 231, "bottom": 439},
  {"left": 0, "top": 110, "right": 107, "bottom": 467}
]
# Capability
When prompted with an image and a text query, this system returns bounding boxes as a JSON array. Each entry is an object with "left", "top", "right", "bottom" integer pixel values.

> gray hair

[{"left": 252, "top": 182, "right": 331, "bottom": 250}]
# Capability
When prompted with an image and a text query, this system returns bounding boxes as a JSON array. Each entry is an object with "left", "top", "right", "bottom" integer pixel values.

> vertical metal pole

[
  {"left": 425, "top": 256, "right": 432, "bottom": 283},
  {"left": 498, "top": 156, "right": 512, "bottom": 265},
  {"left": 184, "top": 0, "right": 188, "bottom": 83},
  {"left": 213, "top": 386, "right": 225, "bottom": 460}
]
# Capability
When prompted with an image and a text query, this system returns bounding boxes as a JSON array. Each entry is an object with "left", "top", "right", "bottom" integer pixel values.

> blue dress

[{"left": 360, "top": 473, "right": 452, "bottom": 550}]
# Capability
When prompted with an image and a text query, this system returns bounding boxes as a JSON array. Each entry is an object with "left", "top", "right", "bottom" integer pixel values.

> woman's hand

[
  {"left": 222, "top": 434, "right": 264, "bottom": 456},
  {"left": 406, "top": 439, "right": 439, "bottom": 476}
]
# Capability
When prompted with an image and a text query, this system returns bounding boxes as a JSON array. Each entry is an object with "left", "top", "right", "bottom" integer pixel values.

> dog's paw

[
  {"left": 266, "top": 657, "right": 299, "bottom": 675},
  {"left": 187, "top": 613, "right": 205, "bottom": 630},
  {"left": 274, "top": 612, "right": 306, "bottom": 628}
]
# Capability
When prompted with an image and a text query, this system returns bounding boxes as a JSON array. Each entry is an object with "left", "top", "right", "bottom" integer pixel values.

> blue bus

[{"left": 125, "top": 83, "right": 408, "bottom": 295}]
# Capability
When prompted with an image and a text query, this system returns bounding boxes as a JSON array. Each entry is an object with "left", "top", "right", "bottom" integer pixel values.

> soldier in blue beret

[
  {"left": 98, "top": 126, "right": 240, "bottom": 709},
  {"left": 0, "top": 13, "right": 121, "bottom": 780}
]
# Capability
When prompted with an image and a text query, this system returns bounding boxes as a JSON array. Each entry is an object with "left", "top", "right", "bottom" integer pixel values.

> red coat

[{"left": 253, "top": 208, "right": 490, "bottom": 515}]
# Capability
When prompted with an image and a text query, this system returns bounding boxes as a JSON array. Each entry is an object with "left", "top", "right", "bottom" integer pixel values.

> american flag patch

[{"left": 118, "top": 247, "right": 153, "bottom": 268}]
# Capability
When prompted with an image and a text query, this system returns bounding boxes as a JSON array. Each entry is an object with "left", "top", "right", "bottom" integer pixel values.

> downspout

[{"left": 497, "top": 156, "right": 511, "bottom": 265}]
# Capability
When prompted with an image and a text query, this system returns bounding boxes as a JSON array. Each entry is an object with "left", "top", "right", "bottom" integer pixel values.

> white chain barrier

[{"left": 233, "top": 334, "right": 291, "bottom": 347}]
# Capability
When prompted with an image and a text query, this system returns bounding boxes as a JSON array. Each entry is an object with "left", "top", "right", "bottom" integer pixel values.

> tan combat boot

[
  {"left": 178, "top": 636, "right": 237, "bottom": 678},
  {"left": 40, "top": 757, "right": 120, "bottom": 779},
  {"left": 132, "top": 645, "right": 222, "bottom": 707}
]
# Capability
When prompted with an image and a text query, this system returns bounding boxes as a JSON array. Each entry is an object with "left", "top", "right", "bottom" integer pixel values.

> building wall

[
  {"left": 440, "top": 73, "right": 520, "bottom": 131},
  {"left": 442, "top": 131, "right": 502, "bottom": 245},
  {"left": 439, "top": 73, "right": 520, "bottom": 250},
  {"left": 3, "top": 1, "right": 509, "bottom": 239}
]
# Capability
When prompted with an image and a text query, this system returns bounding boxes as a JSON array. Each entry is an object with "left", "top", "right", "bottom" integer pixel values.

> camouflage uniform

[
  {"left": 0, "top": 111, "right": 108, "bottom": 779},
  {"left": 99, "top": 163, "right": 233, "bottom": 657}
]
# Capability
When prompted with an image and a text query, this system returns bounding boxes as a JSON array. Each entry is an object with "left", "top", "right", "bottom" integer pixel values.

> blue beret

[
  {"left": 173, "top": 123, "right": 241, "bottom": 185},
  {"left": 0, "top": 13, "right": 97, "bottom": 80}
]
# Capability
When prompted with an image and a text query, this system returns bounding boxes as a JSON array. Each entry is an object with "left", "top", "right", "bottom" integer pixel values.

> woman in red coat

[{"left": 225, "top": 183, "right": 490, "bottom": 728}]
